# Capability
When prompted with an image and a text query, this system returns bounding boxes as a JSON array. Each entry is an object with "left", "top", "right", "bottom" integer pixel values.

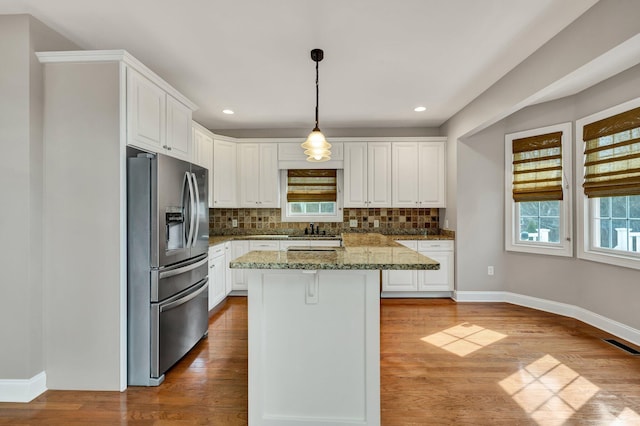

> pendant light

[{"left": 301, "top": 48, "right": 331, "bottom": 162}]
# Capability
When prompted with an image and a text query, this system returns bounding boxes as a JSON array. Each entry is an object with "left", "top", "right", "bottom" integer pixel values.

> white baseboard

[
  {"left": 0, "top": 371, "right": 47, "bottom": 403},
  {"left": 453, "top": 290, "right": 640, "bottom": 347}
]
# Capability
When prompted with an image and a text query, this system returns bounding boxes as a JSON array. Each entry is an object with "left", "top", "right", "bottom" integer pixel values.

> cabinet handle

[
  {"left": 167, "top": 147, "right": 172, "bottom": 151},
  {"left": 162, "top": 145, "right": 168, "bottom": 149}
]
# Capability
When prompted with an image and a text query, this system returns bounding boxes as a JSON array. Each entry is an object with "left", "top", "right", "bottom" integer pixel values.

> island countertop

[{"left": 229, "top": 232, "right": 439, "bottom": 270}]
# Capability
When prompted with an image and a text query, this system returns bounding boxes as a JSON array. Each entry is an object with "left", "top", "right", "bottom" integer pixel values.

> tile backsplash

[{"left": 209, "top": 208, "right": 440, "bottom": 235}]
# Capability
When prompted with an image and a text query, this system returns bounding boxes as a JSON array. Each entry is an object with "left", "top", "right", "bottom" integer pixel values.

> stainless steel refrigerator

[{"left": 127, "top": 150, "right": 209, "bottom": 386}]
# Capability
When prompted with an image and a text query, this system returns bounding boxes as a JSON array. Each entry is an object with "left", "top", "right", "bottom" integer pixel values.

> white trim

[
  {"left": 238, "top": 136, "right": 447, "bottom": 144},
  {"left": 36, "top": 50, "right": 197, "bottom": 111},
  {"left": 576, "top": 96, "right": 640, "bottom": 270},
  {"left": 0, "top": 372, "right": 47, "bottom": 403},
  {"left": 504, "top": 122, "right": 573, "bottom": 257},
  {"left": 453, "top": 291, "right": 640, "bottom": 347}
]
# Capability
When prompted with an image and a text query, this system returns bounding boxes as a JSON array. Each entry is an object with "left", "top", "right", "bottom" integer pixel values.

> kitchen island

[{"left": 230, "top": 233, "right": 439, "bottom": 426}]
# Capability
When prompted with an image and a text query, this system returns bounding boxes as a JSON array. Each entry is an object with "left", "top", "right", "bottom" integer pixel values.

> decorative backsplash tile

[{"left": 209, "top": 208, "right": 441, "bottom": 235}]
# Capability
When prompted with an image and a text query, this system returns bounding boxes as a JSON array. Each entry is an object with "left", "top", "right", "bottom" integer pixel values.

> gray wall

[
  {"left": 42, "top": 61, "right": 123, "bottom": 390},
  {"left": 440, "top": 0, "right": 640, "bottom": 231},
  {"left": 0, "top": 15, "right": 77, "bottom": 381},
  {"left": 458, "top": 62, "right": 640, "bottom": 329}
]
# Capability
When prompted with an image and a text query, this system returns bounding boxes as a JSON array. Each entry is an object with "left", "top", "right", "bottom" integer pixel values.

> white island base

[{"left": 247, "top": 269, "right": 381, "bottom": 426}]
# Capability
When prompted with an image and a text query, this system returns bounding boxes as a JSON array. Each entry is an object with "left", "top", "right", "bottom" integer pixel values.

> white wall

[{"left": 0, "top": 15, "right": 77, "bottom": 383}]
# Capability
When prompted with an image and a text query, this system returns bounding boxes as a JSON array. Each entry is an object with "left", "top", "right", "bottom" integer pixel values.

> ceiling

[{"left": 1, "top": 0, "right": 599, "bottom": 131}]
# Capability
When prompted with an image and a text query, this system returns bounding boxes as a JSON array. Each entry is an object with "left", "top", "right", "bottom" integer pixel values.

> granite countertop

[
  {"left": 209, "top": 232, "right": 453, "bottom": 246},
  {"left": 229, "top": 233, "right": 440, "bottom": 271}
]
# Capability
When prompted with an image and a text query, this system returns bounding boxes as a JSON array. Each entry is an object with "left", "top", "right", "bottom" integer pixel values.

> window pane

[
  {"left": 539, "top": 217, "right": 560, "bottom": 243},
  {"left": 539, "top": 201, "right": 559, "bottom": 216},
  {"left": 629, "top": 195, "right": 640, "bottom": 219},
  {"left": 597, "top": 218, "right": 613, "bottom": 248},
  {"left": 290, "top": 203, "right": 303, "bottom": 214},
  {"left": 598, "top": 198, "right": 611, "bottom": 218},
  {"left": 306, "top": 203, "right": 320, "bottom": 213},
  {"left": 630, "top": 220, "right": 640, "bottom": 252},
  {"left": 612, "top": 197, "right": 627, "bottom": 218},
  {"left": 519, "top": 202, "right": 539, "bottom": 217},
  {"left": 320, "top": 203, "right": 334, "bottom": 213}
]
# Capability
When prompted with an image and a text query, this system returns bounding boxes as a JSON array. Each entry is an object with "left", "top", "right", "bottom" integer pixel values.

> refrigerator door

[
  {"left": 155, "top": 153, "right": 193, "bottom": 267},
  {"left": 190, "top": 163, "right": 210, "bottom": 258}
]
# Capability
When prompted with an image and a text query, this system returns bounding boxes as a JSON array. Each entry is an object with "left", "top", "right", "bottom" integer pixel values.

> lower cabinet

[
  {"left": 231, "top": 240, "right": 250, "bottom": 291},
  {"left": 382, "top": 240, "right": 454, "bottom": 295},
  {"left": 209, "top": 243, "right": 227, "bottom": 310}
]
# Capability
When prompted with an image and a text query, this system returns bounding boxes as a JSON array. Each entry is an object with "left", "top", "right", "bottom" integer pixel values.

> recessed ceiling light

[
  {"left": 222, "top": 109, "right": 234, "bottom": 115},
  {"left": 414, "top": 106, "right": 426, "bottom": 112}
]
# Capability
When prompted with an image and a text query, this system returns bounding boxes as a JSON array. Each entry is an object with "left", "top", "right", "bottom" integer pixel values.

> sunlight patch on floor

[
  {"left": 499, "top": 354, "right": 599, "bottom": 426},
  {"left": 612, "top": 407, "right": 640, "bottom": 424},
  {"left": 420, "top": 322, "right": 507, "bottom": 357}
]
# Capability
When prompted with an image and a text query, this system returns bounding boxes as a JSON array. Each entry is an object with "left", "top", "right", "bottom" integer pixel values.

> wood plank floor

[{"left": 2, "top": 297, "right": 640, "bottom": 425}]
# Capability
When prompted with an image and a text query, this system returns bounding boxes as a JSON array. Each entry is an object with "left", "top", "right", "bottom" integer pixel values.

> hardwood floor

[{"left": 2, "top": 297, "right": 640, "bottom": 425}]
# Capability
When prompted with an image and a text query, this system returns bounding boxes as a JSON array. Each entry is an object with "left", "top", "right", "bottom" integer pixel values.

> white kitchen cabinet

[
  {"left": 209, "top": 244, "right": 227, "bottom": 310},
  {"left": 382, "top": 239, "right": 454, "bottom": 295},
  {"left": 213, "top": 138, "right": 237, "bottom": 207},
  {"left": 127, "top": 68, "right": 193, "bottom": 161},
  {"left": 382, "top": 240, "right": 418, "bottom": 291},
  {"left": 392, "top": 141, "right": 446, "bottom": 208},
  {"left": 418, "top": 240, "right": 454, "bottom": 291},
  {"left": 343, "top": 142, "right": 392, "bottom": 207},
  {"left": 165, "top": 95, "right": 192, "bottom": 161},
  {"left": 192, "top": 122, "right": 214, "bottom": 207},
  {"left": 230, "top": 240, "right": 250, "bottom": 291},
  {"left": 237, "top": 143, "right": 279, "bottom": 207},
  {"left": 224, "top": 242, "right": 232, "bottom": 296},
  {"left": 249, "top": 240, "right": 280, "bottom": 251}
]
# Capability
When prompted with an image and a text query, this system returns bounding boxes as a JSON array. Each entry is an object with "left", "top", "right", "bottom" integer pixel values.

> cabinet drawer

[
  {"left": 417, "top": 240, "right": 453, "bottom": 252},
  {"left": 249, "top": 240, "right": 280, "bottom": 251},
  {"left": 280, "top": 240, "right": 341, "bottom": 250},
  {"left": 210, "top": 243, "right": 225, "bottom": 258},
  {"left": 395, "top": 240, "right": 417, "bottom": 250}
]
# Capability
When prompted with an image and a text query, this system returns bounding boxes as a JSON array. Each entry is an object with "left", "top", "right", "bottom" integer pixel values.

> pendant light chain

[{"left": 315, "top": 58, "right": 320, "bottom": 129}]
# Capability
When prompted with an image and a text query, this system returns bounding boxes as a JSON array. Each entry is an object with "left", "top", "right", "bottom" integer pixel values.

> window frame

[
  {"left": 576, "top": 97, "right": 640, "bottom": 270},
  {"left": 504, "top": 122, "right": 573, "bottom": 257},
  {"left": 280, "top": 169, "right": 344, "bottom": 223}
]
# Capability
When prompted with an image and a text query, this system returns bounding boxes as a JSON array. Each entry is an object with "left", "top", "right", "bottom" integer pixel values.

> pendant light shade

[{"left": 302, "top": 49, "right": 331, "bottom": 162}]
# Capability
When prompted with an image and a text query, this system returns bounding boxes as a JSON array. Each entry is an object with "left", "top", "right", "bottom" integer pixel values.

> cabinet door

[
  {"left": 367, "top": 142, "right": 392, "bottom": 207},
  {"left": 237, "top": 143, "right": 261, "bottom": 207},
  {"left": 392, "top": 142, "right": 419, "bottom": 207},
  {"left": 213, "top": 139, "right": 237, "bottom": 207},
  {"left": 258, "top": 144, "right": 279, "bottom": 207},
  {"left": 193, "top": 126, "right": 214, "bottom": 207},
  {"left": 382, "top": 270, "right": 418, "bottom": 291},
  {"left": 166, "top": 95, "right": 192, "bottom": 161},
  {"left": 224, "top": 242, "right": 232, "bottom": 296},
  {"left": 418, "top": 142, "right": 446, "bottom": 207},
  {"left": 210, "top": 254, "right": 226, "bottom": 309},
  {"left": 418, "top": 250, "right": 453, "bottom": 291},
  {"left": 231, "top": 241, "right": 249, "bottom": 291},
  {"left": 127, "top": 68, "right": 165, "bottom": 152},
  {"left": 343, "top": 143, "right": 368, "bottom": 207}
]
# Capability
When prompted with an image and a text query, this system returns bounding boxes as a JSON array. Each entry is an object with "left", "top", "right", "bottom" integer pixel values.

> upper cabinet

[
  {"left": 192, "top": 122, "right": 214, "bottom": 208},
  {"left": 126, "top": 67, "right": 195, "bottom": 161},
  {"left": 237, "top": 143, "right": 279, "bottom": 207},
  {"left": 344, "top": 142, "right": 392, "bottom": 207},
  {"left": 392, "top": 141, "right": 446, "bottom": 208},
  {"left": 213, "top": 138, "right": 237, "bottom": 208}
]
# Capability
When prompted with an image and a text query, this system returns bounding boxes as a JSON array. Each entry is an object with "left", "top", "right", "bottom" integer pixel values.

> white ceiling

[{"left": 1, "top": 0, "right": 599, "bottom": 131}]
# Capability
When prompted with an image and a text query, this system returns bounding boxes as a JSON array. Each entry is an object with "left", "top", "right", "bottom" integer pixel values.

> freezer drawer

[
  {"left": 152, "top": 254, "right": 208, "bottom": 302},
  {"left": 150, "top": 279, "right": 209, "bottom": 379}
]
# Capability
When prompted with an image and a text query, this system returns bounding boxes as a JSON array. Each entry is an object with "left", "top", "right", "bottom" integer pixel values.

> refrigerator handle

[
  {"left": 185, "top": 171, "right": 196, "bottom": 248},
  {"left": 191, "top": 172, "right": 200, "bottom": 248}
]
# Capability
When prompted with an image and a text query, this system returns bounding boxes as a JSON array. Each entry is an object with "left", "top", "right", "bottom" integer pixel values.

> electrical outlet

[
  {"left": 488, "top": 266, "right": 494, "bottom": 276},
  {"left": 232, "top": 219, "right": 238, "bottom": 228},
  {"left": 349, "top": 219, "right": 358, "bottom": 227},
  {"left": 374, "top": 219, "right": 380, "bottom": 228}
]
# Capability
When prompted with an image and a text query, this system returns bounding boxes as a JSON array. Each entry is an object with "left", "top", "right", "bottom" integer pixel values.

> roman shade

[
  {"left": 583, "top": 106, "right": 640, "bottom": 198},
  {"left": 512, "top": 132, "right": 563, "bottom": 202},
  {"left": 286, "top": 169, "right": 337, "bottom": 202}
]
